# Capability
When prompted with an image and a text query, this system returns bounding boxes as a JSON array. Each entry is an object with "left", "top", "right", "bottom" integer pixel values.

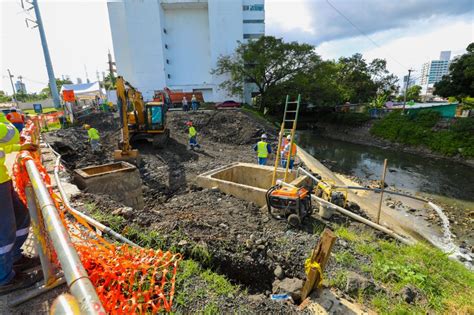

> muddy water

[{"left": 296, "top": 132, "right": 474, "bottom": 205}]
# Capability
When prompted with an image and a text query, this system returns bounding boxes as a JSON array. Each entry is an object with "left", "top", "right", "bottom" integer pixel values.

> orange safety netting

[{"left": 12, "top": 119, "right": 182, "bottom": 314}]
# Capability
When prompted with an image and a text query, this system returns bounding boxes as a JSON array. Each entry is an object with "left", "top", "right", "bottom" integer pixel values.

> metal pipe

[
  {"left": 25, "top": 159, "right": 105, "bottom": 314},
  {"left": 50, "top": 146, "right": 138, "bottom": 247},
  {"left": 25, "top": 185, "right": 57, "bottom": 285},
  {"left": 297, "top": 167, "right": 428, "bottom": 203},
  {"left": 9, "top": 276, "right": 67, "bottom": 307}
]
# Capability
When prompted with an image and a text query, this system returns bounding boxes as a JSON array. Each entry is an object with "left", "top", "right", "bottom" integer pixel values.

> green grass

[
  {"left": 24, "top": 108, "right": 58, "bottom": 115},
  {"left": 371, "top": 110, "right": 474, "bottom": 158},
  {"left": 87, "top": 204, "right": 243, "bottom": 313},
  {"left": 334, "top": 225, "right": 474, "bottom": 314}
]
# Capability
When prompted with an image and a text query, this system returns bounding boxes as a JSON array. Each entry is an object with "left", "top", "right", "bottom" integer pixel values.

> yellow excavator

[{"left": 114, "top": 76, "right": 170, "bottom": 162}]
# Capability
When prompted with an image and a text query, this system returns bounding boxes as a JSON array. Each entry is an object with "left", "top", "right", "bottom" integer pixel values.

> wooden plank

[{"left": 300, "top": 228, "right": 337, "bottom": 301}]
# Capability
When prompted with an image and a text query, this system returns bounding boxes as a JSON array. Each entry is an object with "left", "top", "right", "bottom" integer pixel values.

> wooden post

[
  {"left": 300, "top": 228, "right": 337, "bottom": 301},
  {"left": 376, "top": 159, "right": 388, "bottom": 224}
]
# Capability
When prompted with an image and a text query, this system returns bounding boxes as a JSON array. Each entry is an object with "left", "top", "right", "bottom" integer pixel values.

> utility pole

[
  {"left": 402, "top": 69, "right": 414, "bottom": 112},
  {"left": 108, "top": 50, "right": 116, "bottom": 86},
  {"left": 25, "top": 0, "right": 61, "bottom": 108},
  {"left": 7, "top": 69, "right": 18, "bottom": 105}
]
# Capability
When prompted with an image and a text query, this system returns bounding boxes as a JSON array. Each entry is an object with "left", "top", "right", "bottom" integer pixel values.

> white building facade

[
  {"left": 419, "top": 51, "right": 451, "bottom": 86},
  {"left": 107, "top": 0, "right": 265, "bottom": 103}
]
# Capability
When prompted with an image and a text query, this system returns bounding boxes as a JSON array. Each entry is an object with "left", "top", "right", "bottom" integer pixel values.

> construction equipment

[
  {"left": 267, "top": 95, "right": 313, "bottom": 226},
  {"left": 153, "top": 88, "right": 204, "bottom": 108},
  {"left": 114, "top": 76, "right": 169, "bottom": 162},
  {"left": 266, "top": 184, "right": 312, "bottom": 227}
]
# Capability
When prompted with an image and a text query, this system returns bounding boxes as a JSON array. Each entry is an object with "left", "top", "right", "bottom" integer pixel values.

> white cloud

[{"left": 316, "top": 17, "right": 473, "bottom": 80}]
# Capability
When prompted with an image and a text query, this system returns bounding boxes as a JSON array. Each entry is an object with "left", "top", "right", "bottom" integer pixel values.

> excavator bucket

[{"left": 113, "top": 149, "right": 140, "bottom": 165}]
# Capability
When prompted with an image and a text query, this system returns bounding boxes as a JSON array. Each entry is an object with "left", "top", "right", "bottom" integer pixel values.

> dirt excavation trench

[{"left": 44, "top": 110, "right": 389, "bottom": 312}]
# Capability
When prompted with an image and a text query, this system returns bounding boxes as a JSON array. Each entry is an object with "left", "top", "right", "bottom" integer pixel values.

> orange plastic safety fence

[{"left": 12, "top": 120, "right": 182, "bottom": 314}]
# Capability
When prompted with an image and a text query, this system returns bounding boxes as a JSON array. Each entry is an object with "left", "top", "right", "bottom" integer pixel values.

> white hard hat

[
  {"left": 261, "top": 134, "right": 267, "bottom": 139},
  {"left": 286, "top": 135, "right": 291, "bottom": 140}
]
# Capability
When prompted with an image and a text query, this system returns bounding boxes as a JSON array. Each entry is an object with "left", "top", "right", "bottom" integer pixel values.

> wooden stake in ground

[
  {"left": 376, "top": 159, "right": 388, "bottom": 224},
  {"left": 300, "top": 228, "right": 337, "bottom": 301}
]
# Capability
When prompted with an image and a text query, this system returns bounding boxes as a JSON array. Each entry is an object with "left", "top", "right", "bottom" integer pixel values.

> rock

[
  {"left": 274, "top": 265, "right": 284, "bottom": 280},
  {"left": 266, "top": 249, "right": 274, "bottom": 259},
  {"left": 219, "top": 223, "right": 229, "bottom": 229},
  {"left": 210, "top": 186, "right": 220, "bottom": 192},
  {"left": 255, "top": 238, "right": 264, "bottom": 245},
  {"left": 248, "top": 294, "right": 265, "bottom": 303},
  {"left": 345, "top": 272, "right": 375, "bottom": 295},
  {"left": 272, "top": 277, "right": 304, "bottom": 302},
  {"left": 408, "top": 208, "right": 417, "bottom": 212},
  {"left": 257, "top": 244, "right": 265, "bottom": 250},
  {"left": 112, "top": 206, "right": 133, "bottom": 219},
  {"left": 245, "top": 239, "right": 253, "bottom": 249},
  {"left": 178, "top": 240, "right": 188, "bottom": 246},
  {"left": 401, "top": 285, "right": 418, "bottom": 304}
]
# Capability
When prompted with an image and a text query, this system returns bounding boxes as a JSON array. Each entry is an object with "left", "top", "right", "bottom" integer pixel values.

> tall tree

[
  {"left": 212, "top": 36, "right": 319, "bottom": 111},
  {"left": 405, "top": 85, "right": 422, "bottom": 102},
  {"left": 434, "top": 43, "right": 474, "bottom": 100},
  {"left": 336, "top": 54, "right": 377, "bottom": 103},
  {"left": 41, "top": 78, "right": 73, "bottom": 97}
]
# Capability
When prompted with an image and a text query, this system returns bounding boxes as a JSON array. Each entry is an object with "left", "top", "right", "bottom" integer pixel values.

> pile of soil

[{"left": 169, "top": 110, "right": 275, "bottom": 145}]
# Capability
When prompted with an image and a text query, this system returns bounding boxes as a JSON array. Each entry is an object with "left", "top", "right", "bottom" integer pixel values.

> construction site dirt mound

[{"left": 168, "top": 110, "right": 275, "bottom": 145}]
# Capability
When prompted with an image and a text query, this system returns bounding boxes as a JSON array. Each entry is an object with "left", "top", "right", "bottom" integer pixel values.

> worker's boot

[
  {"left": 0, "top": 270, "right": 43, "bottom": 295},
  {"left": 13, "top": 255, "right": 41, "bottom": 272}
]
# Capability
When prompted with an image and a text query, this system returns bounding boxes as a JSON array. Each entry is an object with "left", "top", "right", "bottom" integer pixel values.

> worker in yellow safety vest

[
  {"left": 0, "top": 113, "right": 41, "bottom": 294},
  {"left": 282, "top": 135, "right": 297, "bottom": 170},
  {"left": 83, "top": 124, "right": 101, "bottom": 152},
  {"left": 253, "top": 134, "right": 272, "bottom": 165},
  {"left": 186, "top": 121, "right": 201, "bottom": 150}
]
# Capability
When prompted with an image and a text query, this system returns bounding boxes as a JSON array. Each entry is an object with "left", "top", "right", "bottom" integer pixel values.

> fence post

[{"left": 376, "top": 159, "right": 388, "bottom": 224}]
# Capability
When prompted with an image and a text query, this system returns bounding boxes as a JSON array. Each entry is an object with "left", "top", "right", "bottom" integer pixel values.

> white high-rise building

[
  {"left": 419, "top": 50, "right": 451, "bottom": 86},
  {"left": 107, "top": 0, "right": 265, "bottom": 103}
]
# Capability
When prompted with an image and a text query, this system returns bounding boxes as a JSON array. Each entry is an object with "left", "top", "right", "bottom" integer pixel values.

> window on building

[
  {"left": 243, "top": 19, "right": 264, "bottom": 24},
  {"left": 243, "top": 33, "right": 263, "bottom": 39},
  {"left": 166, "top": 59, "right": 170, "bottom": 64},
  {"left": 243, "top": 4, "right": 264, "bottom": 11},
  {"left": 165, "top": 44, "right": 168, "bottom": 49},
  {"left": 167, "top": 74, "right": 171, "bottom": 79}
]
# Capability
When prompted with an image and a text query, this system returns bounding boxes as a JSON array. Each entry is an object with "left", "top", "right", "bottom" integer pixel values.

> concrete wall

[{"left": 18, "top": 99, "right": 55, "bottom": 110}]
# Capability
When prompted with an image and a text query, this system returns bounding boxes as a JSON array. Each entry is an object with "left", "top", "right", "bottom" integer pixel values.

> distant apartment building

[
  {"left": 15, "top": 80, "right": 26, "bottom": 94},
  {"left": 107, "top": 0, "right": 265, "bottom": 103},
  {"left": 420, "top": 51, "right": 451, "bottom": 86}
]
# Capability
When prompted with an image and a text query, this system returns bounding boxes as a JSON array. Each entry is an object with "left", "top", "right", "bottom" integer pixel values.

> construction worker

[
  {"left": 182, "top": 96, "right": 189, "bottom": 112},
  {"left": 282, "top": 135, "right": 297, "bottom": 170},
  {"left": 191, "top": 94, "right": 198, "bottom": 111},
  {"left": 6, "top": 108, "right": 25, "bottom": 133},
  {"left": 280, "top": 134, "right": 290, "bottom": 166},
  {"left": 186, "top": 121, "right": 201, "bottom": 150},
  {"left": 0, "top": 113, "right": 41, "bottom": 294},
  {"left": 253, "top": 134, "right": 271, "bottom": 165},
  {"left": 83, "top": 124, "right": 101, "bottom": 152}
]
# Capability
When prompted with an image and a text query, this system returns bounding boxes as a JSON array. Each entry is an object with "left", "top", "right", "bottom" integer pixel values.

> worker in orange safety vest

[
  {"left": 282, "top": 135, "right": 297, "bottom": 170},
  {"left": 6, "top": 108, "right": 25, "bottom": 133}
]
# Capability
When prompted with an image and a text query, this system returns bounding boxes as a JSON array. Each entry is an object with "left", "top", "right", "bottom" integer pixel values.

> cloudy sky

[{"left": 1, "top": 0, "right": 473, "bottom": 93}]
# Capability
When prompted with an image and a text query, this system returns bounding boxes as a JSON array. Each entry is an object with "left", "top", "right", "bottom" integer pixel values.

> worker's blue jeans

[
  {"left": 12, "top": 123, "right": 24, "bottom": 133},
  {"left": 281, "top": 159, "right": 295, "bottom": 170},
  {"left": 0, "top": 180, "right": 30, "bottom": 285},
  {"left": 90, "top": 139, "right": 100, "bottom": 152},
  {"left": 257, "top": 157, "right": 267, "bottom": 165},
  {"left": 192, "top": 102, "right": 198, "bottom": 111},
  {"left": 189, "top": 137, "right": 201, "bottom": 149}
]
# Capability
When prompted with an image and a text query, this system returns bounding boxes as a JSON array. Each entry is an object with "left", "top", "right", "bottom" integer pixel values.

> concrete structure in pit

[{"left": 107, "top": 0, "right": 265, "bottom": 104}]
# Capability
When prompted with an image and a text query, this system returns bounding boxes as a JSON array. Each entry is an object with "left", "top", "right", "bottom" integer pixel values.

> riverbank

[{"left": 313, "top": 121, "right": 474, "bottom": 168}]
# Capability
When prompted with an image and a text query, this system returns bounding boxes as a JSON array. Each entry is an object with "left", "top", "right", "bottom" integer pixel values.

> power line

[{"left": 325, "top": 0, "right": 408, "bottom": 71}]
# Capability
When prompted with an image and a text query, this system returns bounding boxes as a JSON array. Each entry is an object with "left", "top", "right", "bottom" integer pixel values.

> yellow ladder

[{"left": 271, "top": 94, "right": 301, "bottom": 186}]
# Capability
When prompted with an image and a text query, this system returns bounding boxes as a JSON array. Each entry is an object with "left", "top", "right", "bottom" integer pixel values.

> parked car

[{"left": 215, "top": 100, "right": 241, "bottom": 109}]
